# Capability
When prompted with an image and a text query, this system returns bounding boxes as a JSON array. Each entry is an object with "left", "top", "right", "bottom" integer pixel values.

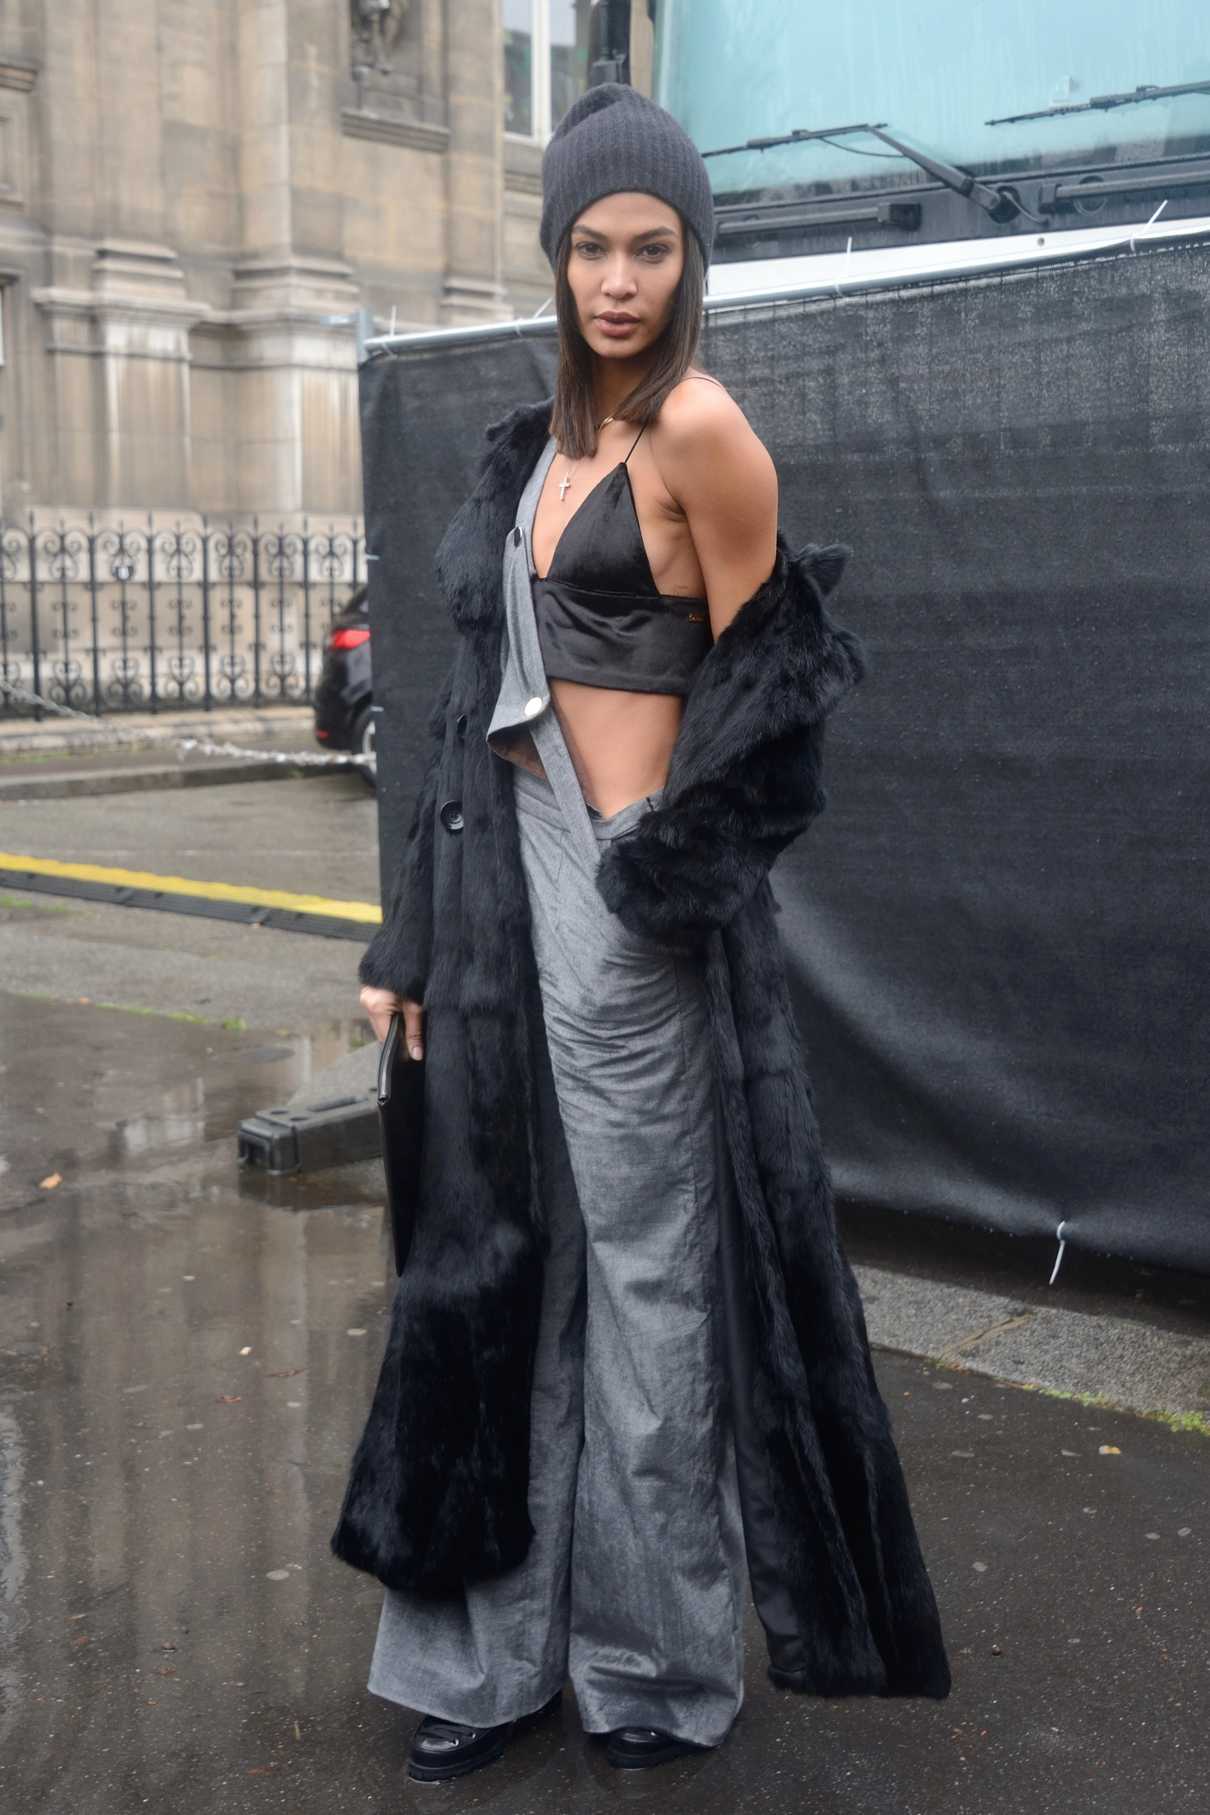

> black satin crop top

[{"left": 531, "top": 426, "right": 713, "bottom": 696}]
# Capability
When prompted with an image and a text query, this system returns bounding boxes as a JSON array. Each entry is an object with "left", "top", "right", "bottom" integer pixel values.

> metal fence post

[
  {"left": 146, "top": 511, "right": 159, "bottom": 714},
  {"left": 26, "top": 513, "right": 41, "bottom": 720},
  {"left": 201, "top": 514, "right": 213, "bottom": 710},
  {"left": 86, "top": 514, "right": 101, "bottom": 715}
]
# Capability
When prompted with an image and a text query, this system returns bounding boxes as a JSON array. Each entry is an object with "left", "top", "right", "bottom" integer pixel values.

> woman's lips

[{"left": 595, "top": 314, "right": 640, "bottom": 338}]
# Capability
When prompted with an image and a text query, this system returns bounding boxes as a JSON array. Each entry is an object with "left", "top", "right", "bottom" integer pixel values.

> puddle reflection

[
  {"left": 107, "top": 1018, "right": 376, "bottom": 1160},
  {"left": 0, "top": 996, "right": 400, "bottom": 1800}
]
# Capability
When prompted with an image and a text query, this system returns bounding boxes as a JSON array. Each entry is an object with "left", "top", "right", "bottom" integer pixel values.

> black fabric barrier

[{"left": 360, "top": 239, "right": 1210, "bottom": 1275}]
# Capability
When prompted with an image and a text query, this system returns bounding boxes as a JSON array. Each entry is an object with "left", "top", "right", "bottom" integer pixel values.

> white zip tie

[
  {"left": 1128, "top": 199, "right": 1169, "bottom": 254},
  {"left": 833, "top": 235, "right": 854, "bottom": 300},
  {"left": 1048, "top": 1219, "right": 1070, "bottom": 1286}
]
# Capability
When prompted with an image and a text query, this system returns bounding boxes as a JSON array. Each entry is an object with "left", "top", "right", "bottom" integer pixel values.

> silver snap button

[{"left": 522, "top": 695, "right": 545, "bottom": 719}]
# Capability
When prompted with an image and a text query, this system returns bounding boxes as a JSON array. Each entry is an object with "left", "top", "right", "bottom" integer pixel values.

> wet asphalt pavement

[
  {"left": 2, "top": 770, "right": 1208, "bottom": 1813},
  {"left": 1, "top": 989, "right": 1206, "bottom": 1815}
]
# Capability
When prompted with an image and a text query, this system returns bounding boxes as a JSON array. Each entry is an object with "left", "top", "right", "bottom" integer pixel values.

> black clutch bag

[{"left": 376, "top": 1011, "right": 426, "bottom": 1275}]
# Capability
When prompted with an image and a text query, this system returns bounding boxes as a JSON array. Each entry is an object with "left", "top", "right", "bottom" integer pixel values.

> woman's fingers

[
  {"left": 357, "top": 986, "right": 424, "bottom": 1056},
  {"left": 402, "top": 998, "right": 425, "bottom": 1061},
  {"left": 360, "top": 985, "right": 401, "bottom": 1044}
]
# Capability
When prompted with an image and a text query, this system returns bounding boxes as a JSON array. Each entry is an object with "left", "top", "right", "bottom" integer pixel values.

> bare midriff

[
  {"left": 495, "top": 686, "right": 683, "bottom": 816},
  {"left": 549, "top": 680, "right": 684, "bottom": 817}
]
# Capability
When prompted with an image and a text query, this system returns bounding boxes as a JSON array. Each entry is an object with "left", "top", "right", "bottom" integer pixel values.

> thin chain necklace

[{"left": 558, "top": 413, "right": 616, "bottom": 502}]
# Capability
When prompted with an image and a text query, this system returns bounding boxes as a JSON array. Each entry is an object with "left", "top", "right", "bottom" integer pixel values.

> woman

[{"left": 332, "top": 84, "right": 951, "bottom": 1784}]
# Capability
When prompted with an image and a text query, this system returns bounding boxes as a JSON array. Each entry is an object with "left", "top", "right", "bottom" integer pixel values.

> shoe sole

[
  {"left": 406, "top": 1691, "right": 562, "bottom": 1784},
  {"left": 605, "top": 1736, "right": 703, "bottom": 1770}
]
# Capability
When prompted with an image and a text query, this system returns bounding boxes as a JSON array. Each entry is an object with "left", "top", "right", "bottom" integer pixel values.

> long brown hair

[{"left": 548, "top": 214, "right": 707, "bottom": 459}]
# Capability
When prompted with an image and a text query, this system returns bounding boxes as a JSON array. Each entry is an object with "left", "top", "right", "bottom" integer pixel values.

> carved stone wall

[{"left": 0, "top": 0, "right": 655, "bottom": 519}]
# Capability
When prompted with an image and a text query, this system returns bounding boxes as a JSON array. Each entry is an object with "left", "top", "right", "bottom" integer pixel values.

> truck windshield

[{"left": 653, "top": 0, "right": 1210, "bottom": 202}]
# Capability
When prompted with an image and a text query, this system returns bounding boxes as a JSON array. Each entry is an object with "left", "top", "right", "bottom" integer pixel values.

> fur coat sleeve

[
  {"left": 356, "top": 655, "right": 457, "bottom": 1003},
  {"left": 595, "top": 535, "right": 868, "bottom": 944}
]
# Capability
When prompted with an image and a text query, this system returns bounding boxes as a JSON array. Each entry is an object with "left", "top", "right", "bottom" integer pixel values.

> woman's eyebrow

[{"left": 571, "top": 225, "right": 677, "bottom": 244}]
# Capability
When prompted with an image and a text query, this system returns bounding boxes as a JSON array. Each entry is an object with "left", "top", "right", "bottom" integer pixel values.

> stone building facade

[{"left": 0, "top": 2, "right": 653, "bottom": 523}]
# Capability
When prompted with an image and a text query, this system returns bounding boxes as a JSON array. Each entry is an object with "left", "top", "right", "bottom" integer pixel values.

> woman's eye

[{"left": 571, "top": 241, "right": 670, "bottom": 261}]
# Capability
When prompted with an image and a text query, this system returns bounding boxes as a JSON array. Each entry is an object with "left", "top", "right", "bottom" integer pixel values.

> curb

[
  {"left": 852, "top": 1261, "right": 1210, "bottom": 1426},
  {"left": 0, "top": 705, "right": 316, "bottom": 759},
  {"left": 0, "top": 758, "right": 356, "bottom": 801}
]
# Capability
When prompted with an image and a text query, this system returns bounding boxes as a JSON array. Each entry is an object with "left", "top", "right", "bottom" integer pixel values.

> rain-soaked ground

[{"left": 2, "top": 990, "right": 1208, "bottom": 1815}]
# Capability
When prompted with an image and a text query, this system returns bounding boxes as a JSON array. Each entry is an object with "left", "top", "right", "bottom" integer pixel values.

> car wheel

[{"left": 350, "top": 703, "right": 377, "bottom": 792}]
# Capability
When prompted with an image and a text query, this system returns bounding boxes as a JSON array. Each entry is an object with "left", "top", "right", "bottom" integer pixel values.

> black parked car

[{"left": 313, "top": 585, "right": 375, "bottom": 788}]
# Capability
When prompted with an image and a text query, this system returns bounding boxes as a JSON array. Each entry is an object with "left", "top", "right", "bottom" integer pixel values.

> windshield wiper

[
  {"left": 988, "top": 78, "right": 1210, "bottom": 127},
  {"left": 701, "top": 120, "right": 1022, "bottom": 222}
]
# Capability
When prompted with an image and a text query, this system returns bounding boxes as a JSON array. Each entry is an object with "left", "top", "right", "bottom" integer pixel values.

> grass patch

[
  {"left": 93, "top": 1002, "right": 247, "bottom": 1031},
  {"left": 0, "top": 892, "right": 72, "bottom": 913},
  {"left": 94, "top": 1000, "right": 217, "bottom": 1025},
  {"left": 7, "top": 989, "right": 252, "bottom": 1032},
  {"left": 1024, "top": 1380, "right": 1210, "bottom": 1439}
]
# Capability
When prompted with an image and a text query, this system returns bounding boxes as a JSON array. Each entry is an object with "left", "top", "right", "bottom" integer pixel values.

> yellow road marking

[{"left": 0, "top": 853, "right": 381, "bottom": 923}]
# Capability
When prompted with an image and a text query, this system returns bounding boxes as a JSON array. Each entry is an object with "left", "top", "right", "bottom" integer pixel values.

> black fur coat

[{"left": 330, "top": 396, "right": 952, "bottom": 1700}]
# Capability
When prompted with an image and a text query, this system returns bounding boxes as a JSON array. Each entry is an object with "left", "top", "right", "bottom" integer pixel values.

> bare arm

[{"left": 649, "top": 380, "right": 779, "bottom": 641}]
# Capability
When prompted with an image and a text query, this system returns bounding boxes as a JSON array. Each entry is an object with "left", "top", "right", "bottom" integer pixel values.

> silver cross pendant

[{"left": 558, "top": 472, "right": 572, "bottom": 501}]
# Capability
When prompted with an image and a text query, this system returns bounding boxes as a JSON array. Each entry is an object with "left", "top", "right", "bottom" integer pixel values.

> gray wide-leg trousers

[{"left": 366, "top": 756, "right": 749, "bottom": 1747}]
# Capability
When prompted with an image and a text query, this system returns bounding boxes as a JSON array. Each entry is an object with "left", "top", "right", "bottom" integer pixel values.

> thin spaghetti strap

[{"left": 621, "top": 378, "right": 721, "bottom": 465}]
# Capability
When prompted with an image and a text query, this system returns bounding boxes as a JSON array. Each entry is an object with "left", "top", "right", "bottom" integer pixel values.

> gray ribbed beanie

[{"left": 539, "top": 83, "right": 715, "bottom": 270}]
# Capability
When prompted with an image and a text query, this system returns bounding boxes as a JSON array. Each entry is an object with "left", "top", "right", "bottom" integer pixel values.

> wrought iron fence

[{"left": 0, "top": 514, "right": 366, "bottom": 718}]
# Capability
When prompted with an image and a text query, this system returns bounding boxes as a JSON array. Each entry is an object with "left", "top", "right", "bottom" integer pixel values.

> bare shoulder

[
  {"left": 653, "top": 370, "right": 752, "bottom": 446},
  {"left": 649, "top": 370, "right": 775, "bottom": 504}
]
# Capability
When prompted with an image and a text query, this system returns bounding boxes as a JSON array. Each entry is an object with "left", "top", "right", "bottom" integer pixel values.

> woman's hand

[{"left": 360, "top": 985, "right": 425, "bottom": 1058}]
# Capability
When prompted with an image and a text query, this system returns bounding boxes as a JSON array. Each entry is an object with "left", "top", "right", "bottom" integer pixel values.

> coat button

[
  {"left": 439, "top": 799, "right": 464, "bottom": 834},
  {"left": 455, "top": 711, "right": 468, "bottom": 739},
  {"left": 523, "top": 695, "right": 545, "bottom": 718}
]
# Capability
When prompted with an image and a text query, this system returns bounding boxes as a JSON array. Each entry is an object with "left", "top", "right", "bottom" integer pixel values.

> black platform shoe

[
  {"left": 605, "top": 1726, "right": 707, "bottom": 1770},
  {"left": 406, "top": 1689, "right": 562, "bottom": 1783}
]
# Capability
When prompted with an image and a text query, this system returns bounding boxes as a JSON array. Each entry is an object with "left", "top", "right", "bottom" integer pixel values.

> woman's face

[{"left": 564, "top": 193, "right": 685, "bottom": 362}]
